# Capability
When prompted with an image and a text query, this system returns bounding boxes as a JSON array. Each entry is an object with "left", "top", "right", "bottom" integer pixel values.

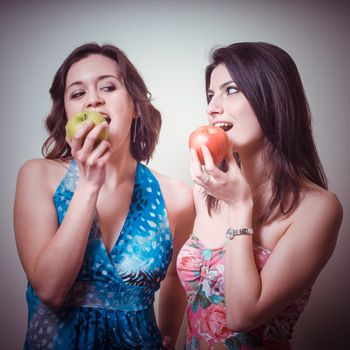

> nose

[
  {"left": 85, "top": 89, "right": 104, "bottom": 109},
  {"left": 206, "top": 95, "right": 223, "bottom": 119}
]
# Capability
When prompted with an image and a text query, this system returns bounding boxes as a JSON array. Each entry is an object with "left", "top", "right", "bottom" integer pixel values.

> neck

[
  {"left": 239, "top": 147, "right": 273, "bottom": 223},
  {"left": 104, "top": 148, "right": 138, "bottom": 190},
  {"left": 240, "top": 150, "right": 269, "bottom": 194}
]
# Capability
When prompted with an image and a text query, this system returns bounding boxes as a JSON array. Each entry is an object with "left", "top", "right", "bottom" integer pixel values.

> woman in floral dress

[{"left": 177, "top": 42, "right": 342, "bottom": 350}]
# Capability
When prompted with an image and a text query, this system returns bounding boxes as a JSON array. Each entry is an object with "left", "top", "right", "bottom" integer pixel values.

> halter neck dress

[{"left": 24, "top": 160, "right": 173, "bottom": 349}]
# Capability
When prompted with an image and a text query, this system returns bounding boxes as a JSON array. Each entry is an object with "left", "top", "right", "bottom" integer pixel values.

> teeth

[
  {"left": 214, "top": 121, "right": 233, "bottom": 131},
  {"left": 99, "top": 113, "right": 111, "bottom": 123},
  {"left": 214, "top": 122, "right": 232, "bottom": 127}
]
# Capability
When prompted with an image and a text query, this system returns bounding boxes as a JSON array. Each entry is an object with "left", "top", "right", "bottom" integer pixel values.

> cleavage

[{"left": 96, "top": 182, "right": 134, "bottom": 254}]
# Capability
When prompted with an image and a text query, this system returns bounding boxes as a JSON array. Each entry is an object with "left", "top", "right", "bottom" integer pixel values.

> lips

[
  {"left": 213, "top": 121, "right": 233, "bottom": 132},
  {"left": 97, "top": 112, "right": 111, "bottom": 124}
]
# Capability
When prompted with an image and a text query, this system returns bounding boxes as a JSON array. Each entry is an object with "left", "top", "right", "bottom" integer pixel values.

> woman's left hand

[{"left": 189, "top": 145, "right": 252, "bottom": 206}]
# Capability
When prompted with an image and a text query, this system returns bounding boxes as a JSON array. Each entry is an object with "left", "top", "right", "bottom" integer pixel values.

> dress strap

[{"left": 53, "top": 160, "right": 80, "bottom": 224}]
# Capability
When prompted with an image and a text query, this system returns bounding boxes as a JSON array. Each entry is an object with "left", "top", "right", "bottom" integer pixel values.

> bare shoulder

[
  {"left": 149, "top": 168, "right": 195, "bottom": 243},
  {"left": 292, "top": 182, "right": 343, "bottom": 244},
  {"left": 149, "top": 168, "right": 194, "bottom": 211},
  {"left": 17, "top": 158, "right": 69, "bottom": 193},
  {"left": 18, "top": 158, "right": 68, "bottom": 175},
  {"left": 298, "top": 183, "right": 343, "bottom": 221}
]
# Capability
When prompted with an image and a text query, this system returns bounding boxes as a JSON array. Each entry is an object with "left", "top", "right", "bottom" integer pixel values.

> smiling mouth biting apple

[
  {"left": 65, "top": 110, "right": 109, "bottom": 142},
  {"left": 213, "top": 121, "right": 233, "bottom": 132}
]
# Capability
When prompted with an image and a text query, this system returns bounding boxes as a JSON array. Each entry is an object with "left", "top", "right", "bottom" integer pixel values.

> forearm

[
  {"left": 31, "top": 181, "right": 99, "bottom": 306},
  {"left": 225, "top": 236, "right": 262, "bottom": 330},
  {"left": 224, "top": 202, "right": 263, "bottom": 330},
  {"left": 158, "top": 274, "right": 187, "bottom": 345}
]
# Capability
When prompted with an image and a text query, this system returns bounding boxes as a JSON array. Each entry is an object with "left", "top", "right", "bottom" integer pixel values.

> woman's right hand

[
  {"left": 67, "top": 120, "right": 111, "bottom": 191},
  {"left": 14, "top": 120, "right": 111, "bottom": 307},
  {"left": 190, "top": 145, "right": 252, "bottom": 208}
]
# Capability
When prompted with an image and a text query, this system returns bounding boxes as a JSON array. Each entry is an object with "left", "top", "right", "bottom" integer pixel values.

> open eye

[
  {"left": 207, "top": 92, "right": 214, "bottom": 102},
  {"left": 226, "top": 86, "right": 239, "bottom": 95},
  {"left": 101, "top": 85, "right": 116, "bottom": 92},
  {"left": 70, "top": 91, "right": 85, "bottom": 99}
]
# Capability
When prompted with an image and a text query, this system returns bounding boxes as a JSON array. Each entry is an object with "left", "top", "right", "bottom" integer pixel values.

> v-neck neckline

[{"left": 96, "top": 162, "right": 140, "bottom": 256}]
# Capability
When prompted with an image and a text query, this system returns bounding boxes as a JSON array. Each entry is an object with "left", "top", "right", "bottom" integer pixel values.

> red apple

[{"left": 189, "top": 125, "right": 229, "bottom": 165}]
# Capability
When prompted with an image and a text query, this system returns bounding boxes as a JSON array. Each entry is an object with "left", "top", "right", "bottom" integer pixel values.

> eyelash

[
  {"left": 70, "top": 85, "right": 116, "bottom": 99},
  {"left": 207, "top": 86, "right": 239, "bottom": 102},
  {"left": 226, "top": 86, "right": 239, "bottom": 95},
  {"left": 101, "top": 85, "right": 116, "bottom": 92},
  {"left": 71, "top": 91, "right": 84, "bottom": 99}
]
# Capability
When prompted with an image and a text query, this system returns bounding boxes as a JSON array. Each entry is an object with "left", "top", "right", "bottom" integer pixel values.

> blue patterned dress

[{"left": 24, "top": 160, "right": 173, "bottom": 349}]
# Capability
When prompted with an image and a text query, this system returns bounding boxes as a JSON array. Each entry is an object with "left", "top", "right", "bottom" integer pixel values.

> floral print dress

[{"left": 177, "top": 235, "right": 311, "bottom": 350}]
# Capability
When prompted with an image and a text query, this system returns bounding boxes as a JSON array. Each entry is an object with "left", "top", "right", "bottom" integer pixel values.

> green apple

[{"left": 65, "top": 110, "right": 109, "bottom": 142}]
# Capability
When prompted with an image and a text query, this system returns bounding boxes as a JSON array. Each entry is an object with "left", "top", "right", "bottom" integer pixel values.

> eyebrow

[
  {"left": 207, "top": 80, "right": 236, "bottom": 94},
  {"left": 66, "top": 74, "right": 121, "bottom": 90}
]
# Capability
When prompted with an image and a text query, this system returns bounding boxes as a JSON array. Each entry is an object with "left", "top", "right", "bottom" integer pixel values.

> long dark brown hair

[
  {"left": 205, "top": 42, "right": 327, "bottom": 223},
  {"left": 42, "top": 42, "right": 161, "bottom": 163}
]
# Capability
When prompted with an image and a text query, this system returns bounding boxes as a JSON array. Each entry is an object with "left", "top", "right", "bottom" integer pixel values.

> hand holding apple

[
  {"left": 65, "top": 110, "right": 109, "bottom": 143},
  {"left": 189, "top": 125, "right": 229, "bottom": 165}
]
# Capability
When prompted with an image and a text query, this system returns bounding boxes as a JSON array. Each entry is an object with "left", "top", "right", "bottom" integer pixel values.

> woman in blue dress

[{"left": 13, "top": 42, "right": 195, "bottom": 349}]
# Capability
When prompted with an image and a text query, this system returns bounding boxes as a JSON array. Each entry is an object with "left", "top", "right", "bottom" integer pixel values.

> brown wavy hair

[
  {"left": 205, "top": 42, "right": 328, "bottom": 223},
  {"left": 42, "top": 42, "right": 161, "bottom": 163}
]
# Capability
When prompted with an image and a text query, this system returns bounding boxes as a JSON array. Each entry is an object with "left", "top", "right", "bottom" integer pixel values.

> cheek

[
  {"left": 230, "top": 111, "right": 262, "bottom": 141},
  {"left": 241, "top": 103, "right": 260, "bottom": 130},
  {"left": 65, "top": 102, "right": 85, "bottom": 119},
  {"left": 244, "top": 117, "right": 263, "bottom": 140},
  {"left": 108, "top": 111, "right": 134, "bottom": 135},
  {"left": 112, "top": 105, "right": 135, "bottom": 127},
  {"left": 64, "top": 96, "right": 76, "bottom": 117}
]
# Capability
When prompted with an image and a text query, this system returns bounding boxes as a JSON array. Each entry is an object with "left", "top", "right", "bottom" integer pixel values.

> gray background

[{"left": 1, "top": 0, "right": 349, "bottom": 349}]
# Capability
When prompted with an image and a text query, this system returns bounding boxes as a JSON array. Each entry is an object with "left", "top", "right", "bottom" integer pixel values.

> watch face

[{"left": 226, "top": 228, "right": 234, "bottom": 240}]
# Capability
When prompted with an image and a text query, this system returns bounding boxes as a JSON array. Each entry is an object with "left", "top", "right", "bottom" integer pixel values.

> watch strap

[{"left": 226, "top": 227, "right": 254, "bottom": 240}]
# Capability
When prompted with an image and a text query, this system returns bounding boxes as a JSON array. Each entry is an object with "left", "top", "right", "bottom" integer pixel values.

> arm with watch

[
  {"left": 190, "top": 146, "right": 265, "bottom": 331},
  {"left": 222, "top": 190, "right": 340, "bottom": 333},
  {"left": 189, "top": 145, "right": 339, "bottom": 333}
]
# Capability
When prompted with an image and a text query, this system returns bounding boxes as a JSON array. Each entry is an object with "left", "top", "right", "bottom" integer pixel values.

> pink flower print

[
  {"left": 177, "top": 254, "right": 201, "bottom": 283},
  {"left": 200, "top": 303, "right": 232, "bottom": 341},
  {"left": 178, "top": 254, "right": 196, "bottom": 271},
  {"left": 200, "top": 264, "right": 209, "bottom": 280},
  {"left": 217, "top": 278, "right": 225, "bottom": 296}
]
